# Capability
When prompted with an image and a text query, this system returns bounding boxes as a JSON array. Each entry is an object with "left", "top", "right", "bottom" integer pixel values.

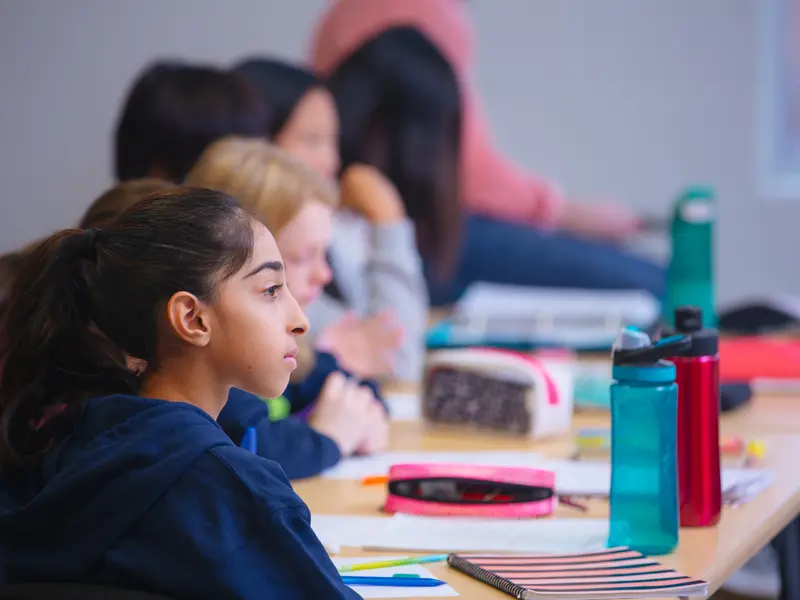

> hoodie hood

[{"left": 0, "top": 395, "right": 231, "bottom": 582}]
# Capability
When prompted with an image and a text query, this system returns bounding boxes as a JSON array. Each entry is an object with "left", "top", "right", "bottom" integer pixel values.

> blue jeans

[{"left": 425, "top": 215, "right": 665, "bottom": 306}]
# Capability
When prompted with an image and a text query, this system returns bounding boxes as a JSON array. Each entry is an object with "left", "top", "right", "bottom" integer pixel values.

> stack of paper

[{"left": 313, "top": 514, "right": 610, "bottom": 555}]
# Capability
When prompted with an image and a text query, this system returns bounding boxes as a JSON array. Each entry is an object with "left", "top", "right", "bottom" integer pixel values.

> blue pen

[
  {"left": 240, "top": 427, "right": 257, "bottom": 454},
  {"left": 341, "top": 575, "right": 445, "bottom": 587}
]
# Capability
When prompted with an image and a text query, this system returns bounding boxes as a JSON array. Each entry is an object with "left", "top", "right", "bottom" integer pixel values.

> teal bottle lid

[{"left": 611, "top": 327, "right": 689, "bottom": 383}]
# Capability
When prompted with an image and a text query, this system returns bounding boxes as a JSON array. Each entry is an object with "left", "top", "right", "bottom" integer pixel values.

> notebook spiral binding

[{"left": 447, "top": 554, "right": 527, "bottom": 599}]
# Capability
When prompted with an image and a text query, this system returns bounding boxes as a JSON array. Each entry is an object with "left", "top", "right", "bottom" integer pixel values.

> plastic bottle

[
  {"left": 608, "top": 327, "right": 690, "bottom": 555},
  {"left": 664, "top": 185, "right": 716, "bottom": 329}
]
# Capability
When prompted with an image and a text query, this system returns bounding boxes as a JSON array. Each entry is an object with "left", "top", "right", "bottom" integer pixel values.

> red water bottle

[{"left": 668, "top": 306, "right": 721, "bottom": 527}]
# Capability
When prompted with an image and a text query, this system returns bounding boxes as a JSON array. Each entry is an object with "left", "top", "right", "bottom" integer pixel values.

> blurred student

[
  {"left": 233, "top": 57, "right": 426, "bottom": 381},
  {"left": 114, "top": 61, "right": 266, "bottom": 182},
  {"left": 0, "top": 189, "right": 360, "bottom": 599},
  {"left": 77, "top": 178, "right": 374, "bottom": 479},
  {"left": 186, "top": 137, "right": 389, "bottom": 457},
  {"left": 310, "top": 0, "right": 665, "bottom": 304}
]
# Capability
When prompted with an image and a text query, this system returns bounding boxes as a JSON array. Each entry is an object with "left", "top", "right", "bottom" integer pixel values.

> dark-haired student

[
  {"left": 310, "top": 0, "right": 665, "bottom": 304},
  {"left": 114, "top": 60, "right": 267, "bottom": 182},
  {"left": 0, "top": 188, "right": 361, "bottom": 599},
  {"left": 233, "top": 57, "right": 427, "bottom": 382},
  {"left": 77, "top": 179, "right": 370, "bottom": 479}
]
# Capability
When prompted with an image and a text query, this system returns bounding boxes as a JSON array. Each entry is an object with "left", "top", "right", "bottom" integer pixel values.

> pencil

[
  {"left": 361, "top": 475, "right": 389, "bottom": 486},
  {"left": 337, "top": 554, "right": 449, "bottom": 573}
]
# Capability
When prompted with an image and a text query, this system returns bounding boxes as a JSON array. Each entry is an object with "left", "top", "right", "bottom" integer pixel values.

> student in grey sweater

[{"left": 233, "top": 58, "right": 428, "bottom": 382}]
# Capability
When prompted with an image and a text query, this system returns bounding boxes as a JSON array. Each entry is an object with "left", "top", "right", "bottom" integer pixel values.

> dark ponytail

[{"left": 0, "top": 188, "right": 255, "bottom": 470}]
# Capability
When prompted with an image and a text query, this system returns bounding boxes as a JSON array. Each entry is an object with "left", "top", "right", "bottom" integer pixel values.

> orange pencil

[{"left": 361, "top": 475, "right": 389, "bottom": 486}]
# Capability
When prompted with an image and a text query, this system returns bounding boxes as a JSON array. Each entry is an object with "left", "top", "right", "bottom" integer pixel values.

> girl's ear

[{"left": 165, "top": 291, "right": 212, "bottom": 347}]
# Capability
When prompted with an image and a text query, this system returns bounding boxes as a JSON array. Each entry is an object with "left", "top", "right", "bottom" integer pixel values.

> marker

[
  {"left": 341, "top": 575, "right": 446, "bottom": 587},
  {"left": 338, "top": 554, "right": 449, "bottom": 573},
  {"left": 241, "top": 427, "right": 257, "bottom": 454}
]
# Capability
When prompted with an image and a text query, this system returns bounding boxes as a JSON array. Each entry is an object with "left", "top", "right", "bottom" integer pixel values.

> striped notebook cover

[{"left": 448, "top": 547, "right": 708, "bottom": 599}]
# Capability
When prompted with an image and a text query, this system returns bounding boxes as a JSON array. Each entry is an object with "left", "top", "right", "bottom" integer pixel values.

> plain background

[{"left": 0, "top": 0, "right": 795, "bottom": 304}]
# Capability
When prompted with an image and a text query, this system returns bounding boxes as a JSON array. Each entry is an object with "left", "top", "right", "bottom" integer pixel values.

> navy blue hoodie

[{"left": 0, "top": 395, "right": 360, "bottom": 600}]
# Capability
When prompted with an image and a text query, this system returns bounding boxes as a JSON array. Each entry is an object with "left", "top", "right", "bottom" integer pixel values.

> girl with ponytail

[{"left": 0, "top": 189, "right": 360, "bottom": 600}]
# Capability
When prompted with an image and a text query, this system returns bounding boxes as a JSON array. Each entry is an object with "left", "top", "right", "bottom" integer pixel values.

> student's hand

[
  {"left": 354, "top": 399, "right": 390, "bottom": 455},
  {"left": 559, "top": 202, "right": 642, "bottom": 241},
  {"left": 339, "top": 164, "right": 406, "bottom": 225},
  {"left": 309, "top": 372, "right": 377, "bottom": 456},
  {"left": 317, "top": 311, "right": 402, "bottom": 379}
]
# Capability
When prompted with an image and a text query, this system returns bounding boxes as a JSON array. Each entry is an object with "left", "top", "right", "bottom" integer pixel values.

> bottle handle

[{"left": 613, "top": 334, "right": 691, "bottom": 365}]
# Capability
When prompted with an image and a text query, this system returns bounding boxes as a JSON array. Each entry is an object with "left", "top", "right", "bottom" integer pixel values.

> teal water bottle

[
  {"left": 608, "top": 327, "right": 690, "bottom": 555},
  {"left": 664, "top": 186, "right": 716, "bottom": 328}
]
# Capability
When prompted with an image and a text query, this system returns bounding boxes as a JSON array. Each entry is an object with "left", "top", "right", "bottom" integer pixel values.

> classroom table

[{"left": 294, "top": 390, "right": 800, "bottom": 600}]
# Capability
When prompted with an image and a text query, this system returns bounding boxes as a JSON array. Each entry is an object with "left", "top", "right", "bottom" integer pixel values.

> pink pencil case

[{"left": 383, "top": 463, "right": 557, "bottom": 518}]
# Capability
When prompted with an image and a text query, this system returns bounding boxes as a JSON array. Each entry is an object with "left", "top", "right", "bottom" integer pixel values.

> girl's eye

[{"left": 264, "top": 284, "right": 283, "bottom": 298}]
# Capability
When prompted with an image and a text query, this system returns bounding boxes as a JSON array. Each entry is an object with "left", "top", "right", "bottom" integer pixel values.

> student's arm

[
  {"left": 339, "top": 165, "right": 429, "bottom": 381},
  {"left": 218, "top": 388, "right": 341, "bottom": 480}
]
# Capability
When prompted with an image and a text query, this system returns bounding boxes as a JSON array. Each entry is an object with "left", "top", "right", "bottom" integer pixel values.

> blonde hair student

[
  {"left": 0, "top": 189, "right": 360, "bottom": 599},
  {"left": 187, "top": 137, "right": 389, "bottom": 459},
  {"left": 188, "top": 136, "right": 338, "bottom": 234}
]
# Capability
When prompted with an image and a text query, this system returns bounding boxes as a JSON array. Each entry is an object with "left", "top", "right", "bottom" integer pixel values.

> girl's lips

[{"left": 284, "top": 347, "right": 298, "bottom": 368}]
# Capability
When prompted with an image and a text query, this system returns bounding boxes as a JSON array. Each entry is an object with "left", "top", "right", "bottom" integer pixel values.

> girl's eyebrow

[{"left": 243, "top": 261, "right": 284, "bottom": 279}]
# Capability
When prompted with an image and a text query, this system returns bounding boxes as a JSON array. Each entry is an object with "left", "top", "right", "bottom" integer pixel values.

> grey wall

[{"left": 0, "top": 0, "right": 794, "bottom": 303}]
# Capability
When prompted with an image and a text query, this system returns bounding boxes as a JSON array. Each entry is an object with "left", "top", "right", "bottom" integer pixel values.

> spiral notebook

[{"left": 447, "top": 548, "right": 708, "bottom": 599}]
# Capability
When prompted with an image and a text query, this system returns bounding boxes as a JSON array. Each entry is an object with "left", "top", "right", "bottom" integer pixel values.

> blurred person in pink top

[{"left": 310, "top": 0, "right": 664, "bottom": 305}]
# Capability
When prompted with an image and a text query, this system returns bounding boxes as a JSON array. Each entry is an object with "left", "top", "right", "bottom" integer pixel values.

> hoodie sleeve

[
  {"left": 215, "top": 507, "right": 361, "bottom": 600},
  {"left": 210, "top": 455, "right": 361, "bottom": 600},
  {"left": 106, "top": 448, "right": 359, "bottom": 600},
  {"left": 218, "top": 388, "right": 341, "bottom": 480}
]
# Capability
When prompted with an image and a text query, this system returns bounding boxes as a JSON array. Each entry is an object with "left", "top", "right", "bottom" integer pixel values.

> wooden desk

[{"left": 294, "top": 397, "right": 800, "bottom": 599}]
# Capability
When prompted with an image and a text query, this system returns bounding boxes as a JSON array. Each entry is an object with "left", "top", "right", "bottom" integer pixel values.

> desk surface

[{"left": 294, "top": 393, "right": 800, "bottom": 600}]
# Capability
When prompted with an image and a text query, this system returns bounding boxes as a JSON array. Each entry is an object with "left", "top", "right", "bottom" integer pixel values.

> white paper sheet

[
  {"left": 312, "top": 514, "right": 609, "bottom": 554},
  {"left": 313, "top": 515, "right": 389, "bottom": 554},
  {"left": 332, "top": 557, "right": 458, "bottom": 598},
  {"left": 322, "top": 451, "right": 544, "bottom": 480},
  {"left": 385, "top": 393, "right": 422, "bottom": 422}
]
